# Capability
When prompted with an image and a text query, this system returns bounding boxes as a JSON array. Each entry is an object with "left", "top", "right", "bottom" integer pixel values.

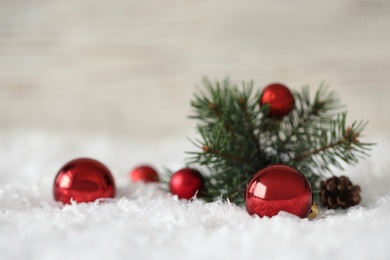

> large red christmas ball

[
  {"left": 130, "top": 165, "right": 160, "bottom": 183},
  {"left": 169, "top": 168, "right": 204, "bottom": 200},
  {"left": 245, "top": 164, "right": 312, "bottom": 218},
  {"left": 53, "top": 158, "right": 116, "bottom": 204},
  {"left": 259, "top": 83, "right": 294, "bottom": 118}
]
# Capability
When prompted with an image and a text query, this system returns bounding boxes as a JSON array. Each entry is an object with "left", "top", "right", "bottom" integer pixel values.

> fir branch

[
  {"left": 286, "top": 113, "right": 371, "bottom": 175},
  {"left": 184, "top": 77, "right": 373, "bottom": 205},
  {"left": 281, "top": 85, "right": 341, "bottom": 144}
]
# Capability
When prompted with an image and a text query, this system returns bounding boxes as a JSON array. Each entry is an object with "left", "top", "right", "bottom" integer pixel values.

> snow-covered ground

[{"left": 0, "top": 132, "right": 389, "bottom": 260}]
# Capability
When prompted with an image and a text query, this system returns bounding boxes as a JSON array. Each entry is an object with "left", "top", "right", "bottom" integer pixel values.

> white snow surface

[{"left": 0, "top": 131, "right": 389, "bottom": 260}]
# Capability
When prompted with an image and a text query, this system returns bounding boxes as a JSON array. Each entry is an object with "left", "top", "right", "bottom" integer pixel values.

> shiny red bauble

[
  {"left": 259, "top": 83, "right": 295, "bottom": 118},
  {"left": 169, "top": 168, "right": 204, "bottom": 200},
  {"left": 53, "top": 158, "right": 116, "bottom": 204},
  {"left": 130, "top": 165, "right": 160, "bottom": 183},
  {"left": 245, "top": 164, "right": 312, "bottom": 218}
]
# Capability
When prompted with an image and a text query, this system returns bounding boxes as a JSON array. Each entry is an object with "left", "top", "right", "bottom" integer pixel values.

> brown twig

[
  {"left": 203, "top": 145, "right": 251, "bottom": 165},
  {"left": 210, "top": 102, "right": 237, "bottom": 139},
  {"left": 291, "top": 139, "right": 346, "bottom": 162},
  {"left": 239, "top": 98, "right": 261, "bottom": 152}
]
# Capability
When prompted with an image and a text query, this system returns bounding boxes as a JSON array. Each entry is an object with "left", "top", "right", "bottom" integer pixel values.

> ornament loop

[{"left": 308, "top": 202, "right": 319, "bottom": 220}]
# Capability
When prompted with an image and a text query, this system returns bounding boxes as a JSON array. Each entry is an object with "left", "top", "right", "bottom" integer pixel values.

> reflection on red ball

[
  {"left": 245, "top": 164, "right": 312, "bottom": 218},
  {"left": 130, "top": 165, "right": 160, "bottom": 183},
  {"left": 53, "top": 158, "right": 116, "bottom": 204},
  {"left": 169, "top": 168, "right": 204, "bottom": 200},
  {"left": 259, "top": 83, "right": 295, "bottom": 118}
]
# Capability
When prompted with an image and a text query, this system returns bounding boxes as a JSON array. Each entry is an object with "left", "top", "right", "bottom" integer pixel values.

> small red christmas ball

[
  {"left": 259, "top": 83, "right": 295, "bottom": 118},
  {"left": 130, "top": 165, "right": 160, "bottom": 183},
  {"left": 169, "top": 168, "right": 204, "bottom": 200},
  {"left": 245, "top": 164, "right": 312, "bottom": 218},
  {"left": 53, "top": 158, "right": 116, "bottom": 204}
]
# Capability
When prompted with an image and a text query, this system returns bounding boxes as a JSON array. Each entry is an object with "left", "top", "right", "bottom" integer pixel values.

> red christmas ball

[
  {"left": 53, "top": 158, "right": 116, "bottom": 204},
  {"left": 259, "top": 83, "right": 294, "bottom": 118},
  {"left": 130, "top": 165, "right": 160, "bottom": 183},
  {"left": 169, "top": 168, "right": 204, "bottom": 200},
  {"left": 245, "top": 164, "right": 312, "bottom": 218}
]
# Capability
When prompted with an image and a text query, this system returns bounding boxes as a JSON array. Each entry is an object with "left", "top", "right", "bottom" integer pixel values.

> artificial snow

[{"left": 0, "top": 132, "right": 389, "bottom": 260}]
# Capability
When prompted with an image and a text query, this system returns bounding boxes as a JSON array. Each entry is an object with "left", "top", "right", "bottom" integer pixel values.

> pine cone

[{"left": 320, "top": 176, "right": 361, "bottom": 209}]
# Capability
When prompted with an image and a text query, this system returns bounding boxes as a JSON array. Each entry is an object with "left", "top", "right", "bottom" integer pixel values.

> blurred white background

[{"left": 0, "top": 0, "right": 389, "bottom": 141}]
